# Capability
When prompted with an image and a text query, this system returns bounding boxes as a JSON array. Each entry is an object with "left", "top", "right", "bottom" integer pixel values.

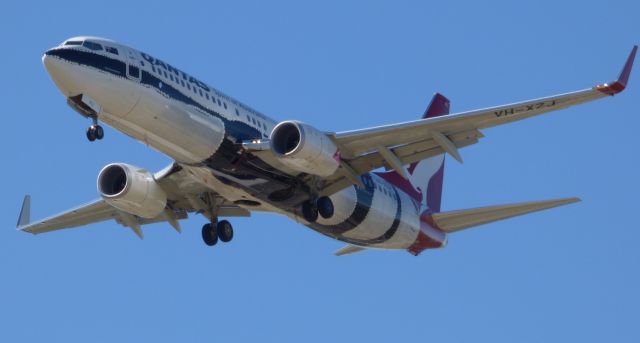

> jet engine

[
  {"left": 97, "top": 163, "right": 167, "bottom": 219},
  {"left": 270, "top": 121, "right": 340, "bottom": 177}
]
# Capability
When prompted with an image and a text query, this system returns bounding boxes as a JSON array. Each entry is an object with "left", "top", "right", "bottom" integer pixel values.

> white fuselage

[{"left": 42, "top": 36, "right": 447, "bottom": 252}]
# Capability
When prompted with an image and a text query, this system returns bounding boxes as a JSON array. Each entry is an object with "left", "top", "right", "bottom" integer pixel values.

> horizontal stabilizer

[
  {"left": 432, "top": 197, "right": 580, "bottom": 233},
  {"left": 335, "top": 245, "right": 366, "bottom": 256}
]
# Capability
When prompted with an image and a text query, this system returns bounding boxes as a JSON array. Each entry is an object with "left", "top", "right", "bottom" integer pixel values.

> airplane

[{"left": 16, "top": 37, "right": 636, "bottom": 256}]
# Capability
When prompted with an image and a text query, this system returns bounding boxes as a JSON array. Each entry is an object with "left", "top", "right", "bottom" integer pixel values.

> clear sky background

[{"left": 1, "top": 1, "right": 638, "bottom": 342}]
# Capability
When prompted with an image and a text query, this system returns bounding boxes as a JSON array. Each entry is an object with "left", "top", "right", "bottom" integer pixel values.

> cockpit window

[
  {"left": 64, "top": 40, "right": 82, "bottom": 46},
  {"left": 105, "top": 46, "right": 119, "bottom": 55},
  {"left": 83, "top": 41, "right": 103, "bottom": 51}
]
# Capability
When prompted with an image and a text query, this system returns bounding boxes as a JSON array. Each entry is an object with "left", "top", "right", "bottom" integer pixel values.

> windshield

[{"left": 82, "top": 41, "right": 103, "bottom": 51}]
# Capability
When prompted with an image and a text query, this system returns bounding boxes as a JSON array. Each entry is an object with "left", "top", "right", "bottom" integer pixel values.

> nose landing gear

[
  {"left": 86, "top": 117, "right": 104, "bottom": 142},
  {"left": 86, "top": 125, "right": 104, "bottom": 142}
]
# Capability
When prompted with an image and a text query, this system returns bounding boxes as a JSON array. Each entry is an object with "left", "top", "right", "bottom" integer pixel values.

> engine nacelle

[
  {"left": 270, "top": 121, "right": 340, "bottom": 177},
  {"left": 97, "top": 163, "right": 167, "bottom": 219}
]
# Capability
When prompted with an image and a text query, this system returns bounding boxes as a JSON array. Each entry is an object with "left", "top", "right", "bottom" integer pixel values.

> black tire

[
  {"left": 217, "top": 220, "right": 234, "bottom": 242},
  {"left": 95, "top": 125, "right": 104, "bottom": 140},
  {"left": 302, "top": 201, "right": 319, "bottom": 223},
  {"left": 201, "top": 223, "right": 218, "bottom": 246},
  {"left": 317, "top": 196, "right": 334, "bottom": 219},
  {"left": 86, "top": 126, "right": 97, "bottom": 142}
]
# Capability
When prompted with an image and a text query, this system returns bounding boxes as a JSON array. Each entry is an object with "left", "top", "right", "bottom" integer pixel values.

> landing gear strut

[
  {"left": 86, "top": 117, "right": 104, "bottom": 142},
  {"left": 201, "top": 219, "right": 234, "bottom": 246}
]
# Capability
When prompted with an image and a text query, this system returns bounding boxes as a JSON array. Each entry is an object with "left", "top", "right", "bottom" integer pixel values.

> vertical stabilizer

[
  {"left": 408, "top": 93, "right": 449, "bottom": 212},
  {"left": 376, "top": 93, "right": 450, "bottom": 212}
]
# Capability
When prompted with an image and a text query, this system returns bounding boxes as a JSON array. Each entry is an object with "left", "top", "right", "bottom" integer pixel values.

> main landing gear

[
  {"left": 201, "top": 219, "right": 234, "bottom": 246},
  {"left": 86, "top": 117, "right": 104, "bottom": 142},
  {"left": 301, "top": 196, "right": 334, "bottom": 223}
]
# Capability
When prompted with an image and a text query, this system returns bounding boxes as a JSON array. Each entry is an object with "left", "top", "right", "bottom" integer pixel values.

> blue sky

[{"left": 1, "top": 1, "right": 638, "bottom": 342}]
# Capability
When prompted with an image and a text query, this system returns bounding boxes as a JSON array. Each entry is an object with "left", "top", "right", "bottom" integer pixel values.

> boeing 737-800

[{"left": 16, "top": 37, "right": 637, "bottom": 256}]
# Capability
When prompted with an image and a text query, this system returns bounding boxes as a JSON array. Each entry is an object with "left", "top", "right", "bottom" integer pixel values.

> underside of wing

[
  {"left": 318, "top": 46, "right": 636, "bottom": 194},
  {"left": 18, "top": 198, "right": 119, "bottom": 234},
  {"left": 17, "top": 163, "right": 250, "bottom": 237}
]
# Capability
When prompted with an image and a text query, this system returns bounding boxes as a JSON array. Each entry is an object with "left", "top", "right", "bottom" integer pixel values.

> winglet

[
  {"left": 595, "top": 45, "right": 637, "bottom": 95},
  {"left": 17, "top": 195, "right": 31, "bottom": 228}
]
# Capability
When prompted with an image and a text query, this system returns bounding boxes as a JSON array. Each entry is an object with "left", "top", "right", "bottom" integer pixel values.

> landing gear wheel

[
  {"left": 317, "top": 196, "right": 334, "bottom": 219},
  {"left": 302, "top": 200, "right": 319, "bottom": 223},
  {"left": 86, "top": 125, "right": 104, "bottom": 142},
  {"left": 201, "top": 223, "right": 218, "bottom": 246},
  {"left": 95, "top": 125, "right": 104, "bottom": 140},
  {"left": 217, "top": 220, "right": 234, "bottom": 242},
  {"left": 86, "top": 126, "right": 97, "bottom": 142}
]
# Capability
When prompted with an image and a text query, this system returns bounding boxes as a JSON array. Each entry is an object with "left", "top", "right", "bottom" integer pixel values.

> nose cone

[
  {"left": 42, "top": 48, "right": 76, "bottom": 96},
  {"left": 42, "top": 49, "right": 54, "bottom": 71}
]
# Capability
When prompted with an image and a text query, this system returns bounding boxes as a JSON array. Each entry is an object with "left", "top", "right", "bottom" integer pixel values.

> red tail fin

[
  {"left": 408, "top": 93, "right": 449, "bottom": 212},
  {"left": 422, "top": 92, "right": 450, "bottom": 119},
  {"left": 377, "top": 93, "right": 450, "bottom": 212}
]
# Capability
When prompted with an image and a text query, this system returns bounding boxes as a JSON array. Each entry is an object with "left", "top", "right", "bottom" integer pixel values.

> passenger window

[
  {"left": 83, "top": 41, "right": 103, "bottom": 51},
  {"left": 235, "top": 109, "right": 240, "bottom": 116},
  {"left": 180, "top": 80, "right": 185, "bottom": 87},
  {"left": 223, "top": 102, "right": 227, "bottom": 109},
  {"left": 199, "top": 89, "right": 203, "bottom": 96},
  {"left": 217, "top": 99, "right": 221, "bottom": 106},
  {"left": 187, "top": 84, "right": 191, "bottom": 90},
  {"left": 206, "top": 93, "right": 209, "bottom": 100},
  {"left": 169, "top": 74, "right": 174, "bottom": 81},
  {"left": 128, "top": 65, "right": 140, "bottom": 78}
]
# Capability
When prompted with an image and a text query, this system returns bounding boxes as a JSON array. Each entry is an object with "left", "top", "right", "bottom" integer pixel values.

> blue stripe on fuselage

[{"left": 47, "top": 48, "right": 264, "bottom": 144}]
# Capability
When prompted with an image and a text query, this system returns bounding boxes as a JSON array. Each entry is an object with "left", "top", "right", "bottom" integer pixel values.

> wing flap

[
  {"left": 431, "top": 197, "right": 580, "bottom": 233},
  {"left": 319, "top": 132, "right": 480, "bottom": 196}
]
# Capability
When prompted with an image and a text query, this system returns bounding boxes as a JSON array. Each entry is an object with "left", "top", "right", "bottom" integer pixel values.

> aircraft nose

[
  {"left": 42, "top": 49, "right": 60, "bottom": 75},
  {"left": 42, "top": 48, "right": 76, "bottom": 96},
  {"left": 42, "top": 49, "right": 51, "bottom": 66}
]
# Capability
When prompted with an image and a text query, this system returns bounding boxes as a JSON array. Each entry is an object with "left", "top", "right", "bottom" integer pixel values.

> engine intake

[
  {"left": 270, "top": 121, "right": 340, "bottom": 177},
  {"left": 97, "top": 163, "right": 167, "bottom": 219}
]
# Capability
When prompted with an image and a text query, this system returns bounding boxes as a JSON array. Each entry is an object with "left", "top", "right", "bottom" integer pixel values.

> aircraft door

[
  {"left": 103, "top": 47, "right": 141, "bottom": 118},
  {"left": 126, "top": 49, "right": 142, "bottom": 82}
]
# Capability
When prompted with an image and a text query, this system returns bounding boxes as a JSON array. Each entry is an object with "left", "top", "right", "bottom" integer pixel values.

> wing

[
  {"left": 17, "top": 163, "right": 250, "bottom": 238},
  {"left": 319, "top": 46, "right": 637, "bottom": 195}
]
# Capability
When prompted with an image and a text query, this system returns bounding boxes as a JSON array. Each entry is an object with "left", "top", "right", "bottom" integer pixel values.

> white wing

[
  {"left": 17, "top": 164, "right": 250, "bottom": 237},
  {"left": 319, "top": 46, "right": 637, "bottom": 195}
]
